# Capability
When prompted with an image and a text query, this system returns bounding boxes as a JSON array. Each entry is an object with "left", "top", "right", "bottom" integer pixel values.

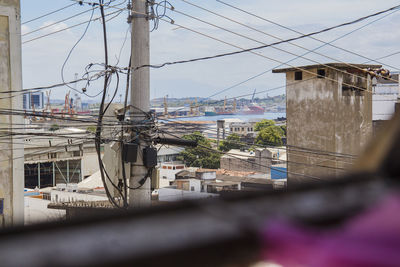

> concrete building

[
  {"left": 273, "top": 63, "right": 378, "bottom": 184},
  {"left": 229, "top": 122, "right": 256, "bottom": 136},
  {"left": 0, "top": 0, "right": 24, "bottom": 227},
  {"left": 156, "top": 145, "right": 184, "bottom": 164},
  {"left": 220, "top": 149, "right": 272, "bottom": 174},
  {"left": 23, "top": 92, "right": 44, "bottom": 110},
  {"left": 23, "top": 127, "right": 99, "bottom": 189}
]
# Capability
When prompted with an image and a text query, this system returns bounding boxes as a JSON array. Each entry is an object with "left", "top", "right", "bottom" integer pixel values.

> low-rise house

[
  {"left": 156, "top": 145, "right": 185, "bottom": 164},
  {"left": 229, "top": 122, "right": 256, "bottom": 136}
]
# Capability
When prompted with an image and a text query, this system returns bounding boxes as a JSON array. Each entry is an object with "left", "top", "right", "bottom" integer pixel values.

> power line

[
  {"left": 216, "top": 0, "right": 400, "bottom": 72},
  {"left": 22, "top": 8, "right": 123, "bottom": 45},
  {"left": 172, "top": 1, "right": 398, "bottom": 86},
  {"left": 22, "top": 6, "right": 98, "bottom": 37},
  {"left": 134, "top": 2, "right": 400, "bottom": 71},
  {"left": 22, "top": 2, "right": 78, "bottom": 25},
  {"left": 205, "top": 7, "right": 400, "bottom": 99},
  {"left": 61, "top": 7, "right": 96, "bottom": 91},
  {"left": 158, "top": 129, "right": 324, "bottom": 180},
  {"left": 159, "top": 120, "right": 357, "bottom": 159}
]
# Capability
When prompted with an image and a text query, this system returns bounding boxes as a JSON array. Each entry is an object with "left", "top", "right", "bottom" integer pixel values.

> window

[
  {"left": 317, "top": 69, "right": 326, "bottom": 78},
  {"left": 173, "top": 167, "right": 176, "bottom": 170},
  {"left": 191, "top": 186, "right": 195, "bottom": 191},
  {"left": 230, "top": 128, "right": 233, "bottom": 132},
  {"left": 295, "top": 71, "right": 302, "bottom": 80},
  {"left": 241, "top": 127, "right": 244, "bottom": 131}
]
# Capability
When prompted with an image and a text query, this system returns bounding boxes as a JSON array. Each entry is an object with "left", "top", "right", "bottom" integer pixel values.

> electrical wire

[
  {"left": 61, "top": 8, "right": 96, "bottom": 92},
  {"left": 22, "top": 2, "right": 78, "bottom": 25},
  {"left": 204, "top": 3, "right": 400, "bottom": 99},
  {"left": 216, "top": 0, "right": 400, "bottom": 72},
  {"left": 175, "top": 0, "right": 399, "bottom": 85},
  {"left": 22, "top": 8, "right": 123, "bottom": 45},
  {"left": 131, "top": 3, "right": 400, "bottom": 72},
  {"left": 22, "top": 5, "right": 98, "bottom": 37},
  {"left": 158, "top": 129, "right": 324, "bottom": 181},
  {"left": 96, "top": 0, "right": 126, "bottom": 209}
]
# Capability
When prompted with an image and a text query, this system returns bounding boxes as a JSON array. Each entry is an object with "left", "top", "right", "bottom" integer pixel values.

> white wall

[
  {"left": 189, "top": 179, "right": 201, "bottom": 192},
  {"left": 197, "top": 172, "right": 216, "bottom": 180},
  {"left": 81, "top": 152, "right": 99, "bottom": 178},
  {"left": 50, "top": 190, "right": 108, "bottom": 203},
  {"left": 159, "top": 163, "right": 185, "bottom": 180},
  {"left": 373, "top": 83, "right": 399, "bottom": 121},
  {"left": 158, "top": 188, "right": 217, "bottom": 202}
]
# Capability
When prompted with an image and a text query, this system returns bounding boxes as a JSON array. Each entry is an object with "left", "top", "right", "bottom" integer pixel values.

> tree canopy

[
  {"left": 254, "top": 119, "right": 276, "bottom": 131},
  {"left": 256, "top": 126, "right": 284, "bottom": 146},
  {"left": 218, "top": 133, "right": 245, "bottom": 152},
  {"left": 254, "top": 119, "right": 284, "bottom": 146},
  {"left": 178, "top": 132, "right": 221, "bottom": 169}
]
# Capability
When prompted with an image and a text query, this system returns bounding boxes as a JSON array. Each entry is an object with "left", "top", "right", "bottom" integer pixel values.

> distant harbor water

[{"left": 163, "top": 112, "right": 286, "bottom": 122}]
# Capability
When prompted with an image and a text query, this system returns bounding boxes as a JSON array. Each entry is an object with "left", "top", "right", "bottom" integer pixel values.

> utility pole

[{"left": 129, "top": 0, "right": 151, "bottom": 207}]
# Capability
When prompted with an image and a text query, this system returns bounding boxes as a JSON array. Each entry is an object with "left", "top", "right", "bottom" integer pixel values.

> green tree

[
  {"left": 49, "top": 124, "right": 60, "bottom": 131},
  {"left": 219, "top": 133, "right": 245, "bottom": 152},
  {"left": 254, "top": 119, "right": 276, "bottom": 131},
  {"left": 86, "top": 126, "right": 97, "bottom": 133},
  {"left": 178, "top": 132, "right": 221, "bottom": 169},
  {"left": 256, "top": 126, "right": 284, "bottom": 146},
  {"left": 280, "top": 125, "right": 287, "bottom": 136}
]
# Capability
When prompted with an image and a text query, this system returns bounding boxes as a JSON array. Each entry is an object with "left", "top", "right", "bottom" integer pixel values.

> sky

[{"left": 20, "top": 0, "right": 400, "bottom": 102}]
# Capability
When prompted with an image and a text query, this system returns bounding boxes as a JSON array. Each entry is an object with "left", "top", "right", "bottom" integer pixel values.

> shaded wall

[
  {"left": 286, "top": 68, "right": 372, "bottom": 185},
  {"left": 0, "top": 0, "right": 23, "bottom": 227}
]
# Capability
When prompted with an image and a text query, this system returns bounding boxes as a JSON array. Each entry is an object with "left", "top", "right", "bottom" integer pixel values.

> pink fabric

[{"left": 261, "top": 194, "right": 400, "bottom": 267}]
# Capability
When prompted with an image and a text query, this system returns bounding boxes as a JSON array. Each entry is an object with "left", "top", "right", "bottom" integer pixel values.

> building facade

[
  {"left": 23, "top": 92, "right": 44, "bottom": 110},
  {"left": 229, "top": 122, "right": 256, "bottom": 136},
  {"left": 220, "top": 149, "right": 272, "bottom": 174},
  {"left": 273, "top": 63, "right": 377, "bottom": 184}
]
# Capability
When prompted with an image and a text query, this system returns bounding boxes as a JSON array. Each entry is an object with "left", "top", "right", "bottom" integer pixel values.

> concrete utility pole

[
  {"left": 129, "top": 0, "right": 151, "bottom": 207},
  {"left": 0, "top": 0, "right": 24, "bottom": 226}
]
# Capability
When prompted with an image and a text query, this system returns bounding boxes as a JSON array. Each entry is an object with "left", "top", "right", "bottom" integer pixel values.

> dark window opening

[
  {"left": 317, "top": 69, "right": 326, "bottom": 78},
  {"left": 295, "top": 71, "right": 302, "bottom": 80}
]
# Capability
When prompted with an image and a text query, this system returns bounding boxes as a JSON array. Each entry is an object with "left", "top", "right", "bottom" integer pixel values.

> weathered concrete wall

[
  {"left": 286, "top": 68, "right": 372, "bottom": 185},
  {"left": 220, "top": 149, "right": 272, "bottom": 174},
  {"left": 0, "top": 0, "right": 23, "bottom": 227}
]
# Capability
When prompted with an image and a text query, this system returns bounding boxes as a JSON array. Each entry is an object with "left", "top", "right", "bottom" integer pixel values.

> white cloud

[
  {"left": 40, "top": 21, "right": 70, "bottom": 34},
  {"left": 21, "top": 24, "right": 30, "bottom": 35}
]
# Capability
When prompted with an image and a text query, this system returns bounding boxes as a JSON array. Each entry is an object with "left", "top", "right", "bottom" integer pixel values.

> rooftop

[
  {"left": 272, "top": 63, "right": 382, "bottom": 73},
  {"left": 217, "top": 175, "right": 273, "bottom": 185},
  {"left": 221, "top": 149, "right": 255, "bottom": 159}
]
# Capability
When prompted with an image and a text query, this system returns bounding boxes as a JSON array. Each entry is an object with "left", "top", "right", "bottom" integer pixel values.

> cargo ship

[
  {"left": 205, "top": 97, "right": 237, "bottom": 116},
  {"left": 205, "top": 108, "right": 236, "bottom": 116},
  {"left": 239, "top": 89, "right": 265, "bottom": 115},
  {"left": 239, "top": 103, "right": 265, "bottom": 115}
]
